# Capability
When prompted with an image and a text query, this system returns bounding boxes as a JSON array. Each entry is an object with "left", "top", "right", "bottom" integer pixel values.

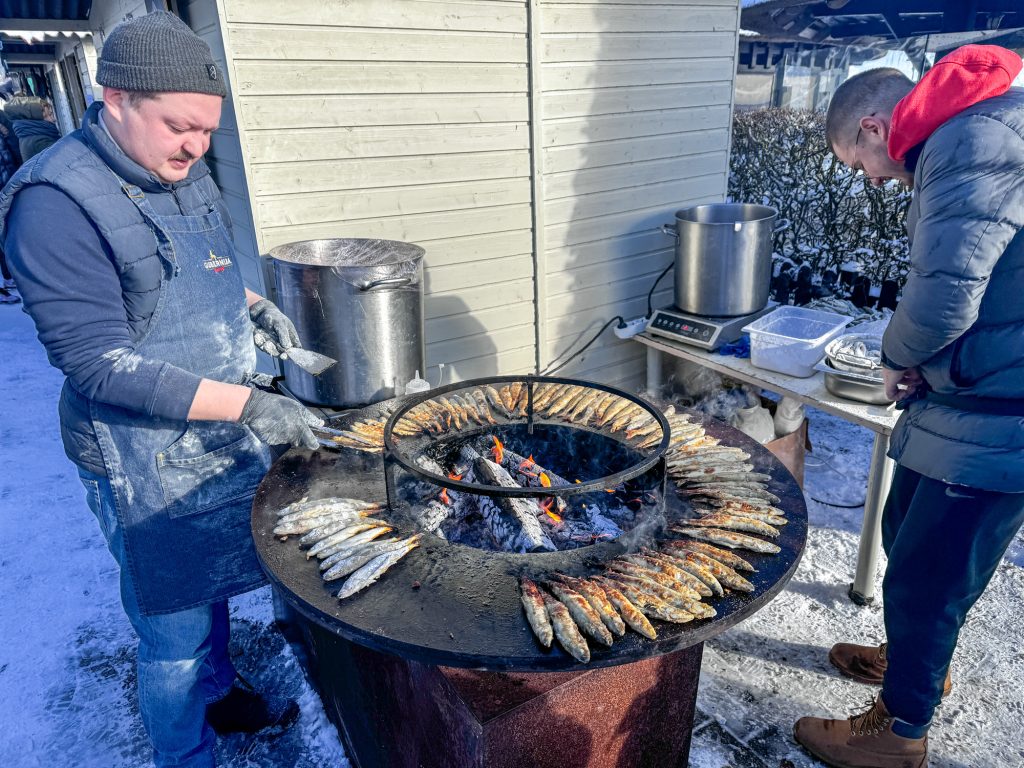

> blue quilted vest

[{"left": 0, "top": 101, "right": 234, "bottom": 473}]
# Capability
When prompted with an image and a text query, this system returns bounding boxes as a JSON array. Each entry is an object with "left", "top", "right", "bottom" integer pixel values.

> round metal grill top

[
  {"left": 381, "top": 375, "right": 671, "bottom": 499},
  {"left": 252, "top": 398, "right": 807, "bottom": 673}
]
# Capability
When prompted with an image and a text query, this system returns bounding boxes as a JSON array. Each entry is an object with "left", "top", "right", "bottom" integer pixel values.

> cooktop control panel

[
  {"left": 648, "top": 312, "right": 716, "bottom": 345},
  {"left": 646, "top": 303, "right": 776, "bottom": 351}
]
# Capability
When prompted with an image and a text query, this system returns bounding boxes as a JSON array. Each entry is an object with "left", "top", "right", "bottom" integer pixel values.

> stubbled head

[
  {"left": 101, "top": 87, "right": 221, "bottom": 183},
  {"left": 825, "top": 68, "right": 915, "bottom": 187}
]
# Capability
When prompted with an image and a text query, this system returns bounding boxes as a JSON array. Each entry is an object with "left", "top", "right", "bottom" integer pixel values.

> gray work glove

[
  {"left": 249, "top": 299, "right": 300, "bottom": 359},
  {"left": 239, "top": 388, "right": 323, "bottom": 450}
]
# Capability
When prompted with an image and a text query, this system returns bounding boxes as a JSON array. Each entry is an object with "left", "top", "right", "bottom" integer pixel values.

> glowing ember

[
  {"left": 439, "top": 488, "right": 451, "bottom": 505},
  {"left": 448, "top": 472, "right": 463, "bottom": 481},
  {"left": 491, "top": 436, "right": 504, "bottom": 464},
  {"left": 518, "top": 455, "right": 535, "bottom": 471},
  {"left": 539, "top": 472, "right": 551, "bottom": 488},
  {"left": 539, "top": 498, "right": 562, "bottom": 523}
]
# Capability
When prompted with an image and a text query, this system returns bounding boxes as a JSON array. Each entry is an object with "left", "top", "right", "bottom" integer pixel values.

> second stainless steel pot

[
  {"left": 663, "top": 203, "right": 785, "bottom": 317},
  {"left": 270, "top": 238, "right": 425, "bottom": 408}
]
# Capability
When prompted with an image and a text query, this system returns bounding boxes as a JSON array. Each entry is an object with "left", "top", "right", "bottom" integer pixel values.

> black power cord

[
  {"left": 541, "top": 315, "right": 625, "bottom": 376},
  {"left": 647, "top": 258, "right": 675, "bottom": 317}
]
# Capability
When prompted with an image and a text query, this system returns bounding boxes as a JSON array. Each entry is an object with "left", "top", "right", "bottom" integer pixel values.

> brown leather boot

[
  {"left": 793, "top": 696, "right": 928, "bottom": 768},
  {"left": 829, "top": 641, "right": 952, "bottom": 698}
]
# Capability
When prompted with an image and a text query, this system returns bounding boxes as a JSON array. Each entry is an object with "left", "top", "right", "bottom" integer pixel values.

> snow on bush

[{"left": 729, "top": 108, "right": 912, "bottom": 285}]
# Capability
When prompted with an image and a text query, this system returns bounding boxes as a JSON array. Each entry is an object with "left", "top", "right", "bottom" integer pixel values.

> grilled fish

[
  {"left": 314, "top": 525, "right": 394, "bottom": 560},
  {"left": 484, "top": 385, "right": 510, "bottom": 418},
  {"left": 667, "top": 540, "right": 757, "bottom": 572},
  {"left": 553, "top": 575, "right": 626, "bottom": 637},
  {"left": 587, "top": 579, "right": 657, "bottom": 639},
  {"left": 652, "top": 549, "right": 724, "bottom": 597},
  {"left": 676, "top": 549, "right": 755, "bottom": 593},
  {"left": 274, "top": 511, "right": 376, "bottom": 537},
  {"left": 321, "top": 536, "right": 413, "bottom": 579},
  {"left": 305, "top": 521, "right": 390, "bottom": 557},
  {"left": 597, "top": 397, "right": 631, "bottom": 427},
  {"left": 633, "top": 549, "right": 713, "bottom": 597},
  {"left": 672, "top": 526, "right": 781, "bottom": 554},
  {"left": 607, "top": 560, "right": 702, "bottom": 602},
  {"left": 471, "top": 390, "right": 497, "bottom": 424},
  {"left": 545, "top": 581, "right": 614, "bottom": 646},
  {"left": 520, "top": 578, "right": 553, "bottom": 648},
  {"left": 594, "top": 577, "right": 695, "bottom": 624},
  {"left": 681, "top": 514, "right": 780, "bottom": 537},
  {"left": 336, "top": 536, "right": 420, "bottom": 599},
  {"left": 542, "top": 592, "right": 590, "bottom": 663},
  {"left": 275, "top": 497, "right": 381, "bottom": 518}
]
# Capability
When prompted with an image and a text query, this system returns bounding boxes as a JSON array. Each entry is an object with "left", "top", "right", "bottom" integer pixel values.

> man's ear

[
  {"left": 861, "top": 113, "right": 890, "bottom": 142},
  {"left": 102, "top": 88, "right": 127, "bottom": 122}
]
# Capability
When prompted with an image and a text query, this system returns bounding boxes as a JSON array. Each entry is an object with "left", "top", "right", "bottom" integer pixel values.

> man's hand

[
  {"left": 882, "top": 366, "right": 924, "bottom": 402},
  {"left": 249, "top": 298, "right": 300, "bottom": 358},
  {"left": 238, "top": 389, "right": 323, "bottom": 450}
]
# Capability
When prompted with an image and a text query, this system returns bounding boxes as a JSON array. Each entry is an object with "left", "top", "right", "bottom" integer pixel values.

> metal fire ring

[{"left": 380, "top": 375, "right": 671, "bottom": 499}]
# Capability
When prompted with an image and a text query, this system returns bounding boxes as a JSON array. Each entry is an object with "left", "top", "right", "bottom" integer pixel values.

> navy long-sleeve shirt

[{"left": 5, "top": 183, "right": 202, "bottom": 421}]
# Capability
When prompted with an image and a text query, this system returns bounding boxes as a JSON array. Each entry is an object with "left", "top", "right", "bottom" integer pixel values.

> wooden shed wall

[
  {"left": 195, "top": 0, "right": 740, "bottom": 387},
  {"left": 536, "top": 0, "right": 739, "bottom": 391},
  {"left": 214, "top": 0, "right": 536, "bottom": 383}
]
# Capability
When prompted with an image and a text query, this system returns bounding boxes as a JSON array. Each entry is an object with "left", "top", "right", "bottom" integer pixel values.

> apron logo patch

[{"left": 204, "top": 250, "right": 232, "bottom": 273}]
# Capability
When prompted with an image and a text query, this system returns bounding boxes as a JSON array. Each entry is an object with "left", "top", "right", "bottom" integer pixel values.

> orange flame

[
  {"left": 439, "top": 488, "right": 451, "bottom": 505},
  {"left": 604, "top": 488, "right": 616, "bottom": 494},
  {"left": 539, "top": 472, "right": 551, "bottom": 488},
  {"left": 448, "top": 472, "right": 463, "bottom": 481},
  {"left": 491, "top": 436, "right": 504, "bottom": 464},
  {"left": 518, "top": 454, "right": 535, "bottom": 471},
  {"left": 539, "top": 498, "right": 562, "bottom": 523},
  {"left": 574, "top": 479, "right": 582, "bottom": 484}
]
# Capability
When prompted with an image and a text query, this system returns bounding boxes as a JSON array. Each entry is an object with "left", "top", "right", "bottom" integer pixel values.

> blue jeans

[
  {"left": 880, "top": 466, "right": 1024, "bottom": 737},
  {"left": 79, "top": 469, "right": 237, "bottom": 768}
]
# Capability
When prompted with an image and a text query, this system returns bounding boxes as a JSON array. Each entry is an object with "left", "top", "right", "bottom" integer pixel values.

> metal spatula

[{"left": 283, "top": 347, "right": 338, "bottom": 376}]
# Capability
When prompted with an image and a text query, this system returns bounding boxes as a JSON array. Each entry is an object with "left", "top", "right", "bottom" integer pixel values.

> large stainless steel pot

[
  {"left": 270, "top": 238, "right": 425, "bottom": 408},
  {"left": 663, "top": 203, "right": 785, "bottom": 317}
]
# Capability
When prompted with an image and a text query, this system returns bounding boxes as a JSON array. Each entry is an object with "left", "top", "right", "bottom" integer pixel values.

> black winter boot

[{"left": 206, "top": 674, "right": 299, "bottom": 735}]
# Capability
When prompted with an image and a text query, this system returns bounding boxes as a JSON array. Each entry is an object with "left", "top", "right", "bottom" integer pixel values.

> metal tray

[{"left": 813, "top": 359, "right": 891, "bottom": 405}]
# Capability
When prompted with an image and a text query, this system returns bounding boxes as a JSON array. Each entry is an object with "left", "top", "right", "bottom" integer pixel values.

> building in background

[{"left": 737, "top": 0, "right": 1024, "bottom": 110}]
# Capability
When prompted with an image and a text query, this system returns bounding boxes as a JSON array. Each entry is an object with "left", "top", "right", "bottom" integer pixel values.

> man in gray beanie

[{"left": 0, "top": 11, "right": 317, "bottom": 767}]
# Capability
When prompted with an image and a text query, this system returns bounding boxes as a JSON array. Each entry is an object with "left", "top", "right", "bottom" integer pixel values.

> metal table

[{"left": 636, "top": 331, "right": 898, "bottom": 604}]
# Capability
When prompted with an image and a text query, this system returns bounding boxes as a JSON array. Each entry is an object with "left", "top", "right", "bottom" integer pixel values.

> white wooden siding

[
  {"left": 535, "top": 0, "right": 740, "bottom": 391},
  {"left": 177, "top": 0, "right": 266, "bottom": 294},
  {"left": 217, "top": 0, "right": 534, "bottom": 382}
]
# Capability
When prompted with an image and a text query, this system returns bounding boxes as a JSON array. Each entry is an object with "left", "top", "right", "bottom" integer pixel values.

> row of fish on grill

[
  {"left": 271, "top": 496, "right": 419, "bottom": 600},
  {"left": 325, "top": 382, "right": 670, "bottom": 452},
  {"left": 518, "top": 408, "right": 788, "bottom": 662}
]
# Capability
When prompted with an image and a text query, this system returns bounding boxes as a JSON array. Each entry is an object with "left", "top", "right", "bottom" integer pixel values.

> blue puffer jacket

[
  {"left": 0, "top": 102, "right": 235, "bottom": 474},
  {"left": 884, "top": 89, "right": 1024, "bottom": 492}
]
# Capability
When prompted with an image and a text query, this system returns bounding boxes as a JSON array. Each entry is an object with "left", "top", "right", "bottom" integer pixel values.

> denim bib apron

[{"left": 89, "top": 180, "right": 271, "bottom": 615}]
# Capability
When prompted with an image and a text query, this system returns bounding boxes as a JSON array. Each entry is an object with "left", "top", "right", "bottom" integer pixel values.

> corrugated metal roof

[{"left": 0, "top": 0, "right": 92, "bottom": 21}]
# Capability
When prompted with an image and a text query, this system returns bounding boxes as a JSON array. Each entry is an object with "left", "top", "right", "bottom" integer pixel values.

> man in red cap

[{"left": 793, "top": 45, "right": 1024, "bottom": 768}]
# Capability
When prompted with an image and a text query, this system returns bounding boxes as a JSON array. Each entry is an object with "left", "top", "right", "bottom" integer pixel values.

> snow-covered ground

[{"left": 2, "top": 303, "right": 1023, "bottom": 768}]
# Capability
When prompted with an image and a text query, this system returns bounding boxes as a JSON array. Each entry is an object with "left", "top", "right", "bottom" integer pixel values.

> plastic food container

[{"left": 742, "top": 306, "right": 851, "bottom": 378}]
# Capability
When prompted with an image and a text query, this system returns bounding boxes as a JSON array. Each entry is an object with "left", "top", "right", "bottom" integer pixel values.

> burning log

[
  {"left": 501, "top": 448, "right": 569, "bottom": 515},
  {"left": 471, "top": 454, "right": 556, "bottom": 553}
]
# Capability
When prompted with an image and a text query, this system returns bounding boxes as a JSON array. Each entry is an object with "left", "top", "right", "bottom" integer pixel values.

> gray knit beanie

[{"left": 97, "top": 11, "right": 227, "bottom": 98}]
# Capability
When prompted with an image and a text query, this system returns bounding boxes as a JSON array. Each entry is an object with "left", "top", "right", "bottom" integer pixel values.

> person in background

[
  {"left": 4, "top": 95, "right": 61, "bottom": 161},
  {"left": 792, "top": 45, "right": 1024, "bottom": 768},
  {"left": 0, "top": 110, "right": 20, "bottom": 303},
  {"left": 0, "top": 12, "right": 323, "bottom": 768}
]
